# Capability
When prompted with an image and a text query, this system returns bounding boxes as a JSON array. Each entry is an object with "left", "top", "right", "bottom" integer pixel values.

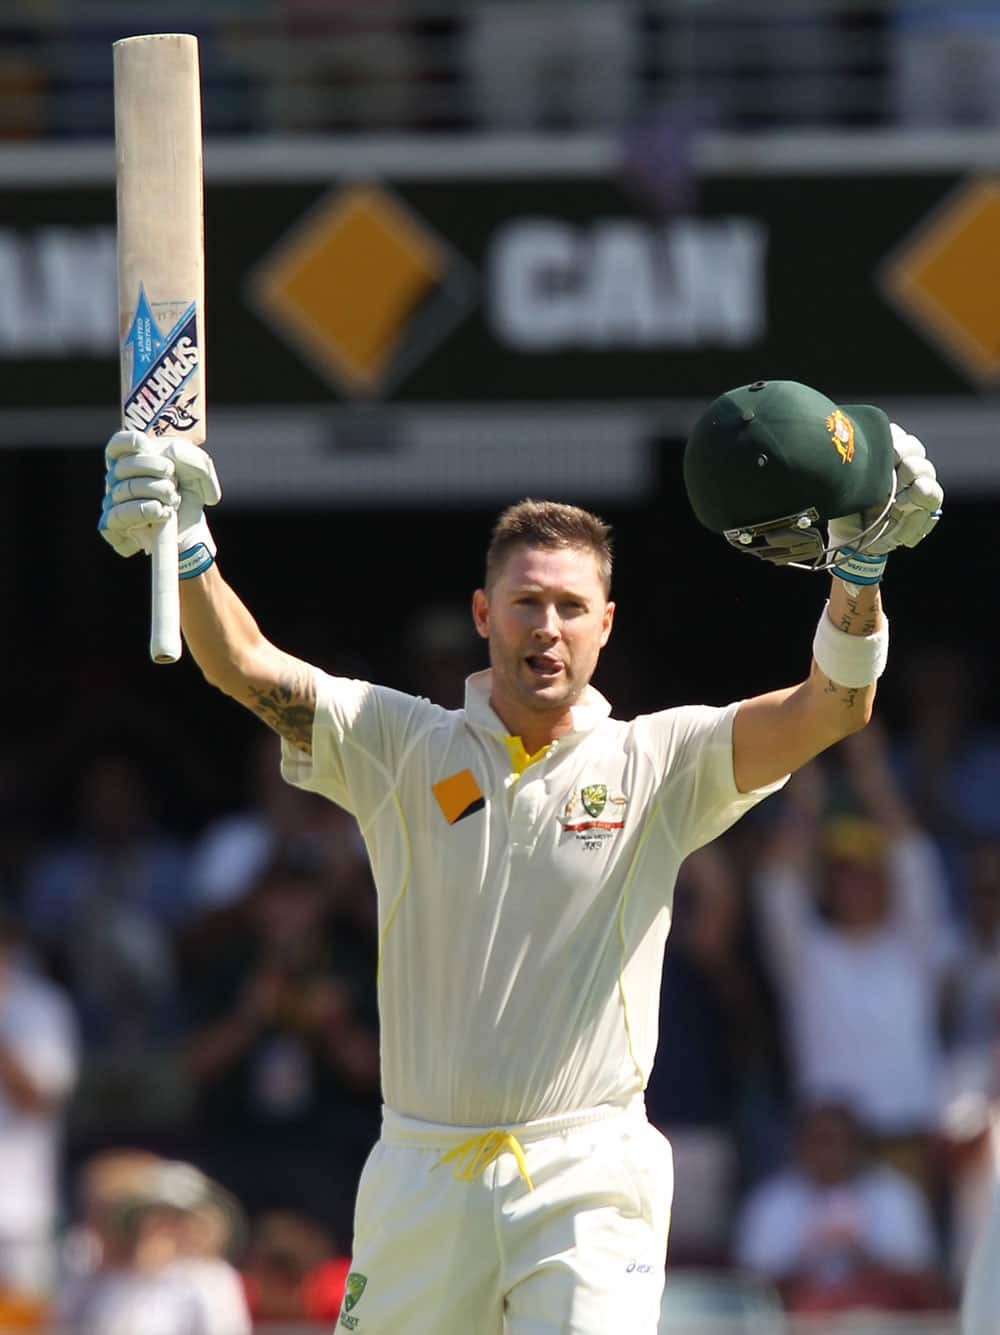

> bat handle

[{"left": 150, "top": 513, "right": 182, "bottom": 664}]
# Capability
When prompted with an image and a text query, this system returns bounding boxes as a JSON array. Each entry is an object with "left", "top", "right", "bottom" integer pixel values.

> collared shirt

[{"left": 282, "top": 669, "right": 783, "bottom": 1126}]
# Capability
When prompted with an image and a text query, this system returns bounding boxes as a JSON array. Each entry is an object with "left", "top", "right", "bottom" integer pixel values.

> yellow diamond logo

[
  {"left": 883, "top": 178, "right": 1000, "bottom": 385},
  {"left": 251, "top": 185, "right": 474, "bottom": 396}
]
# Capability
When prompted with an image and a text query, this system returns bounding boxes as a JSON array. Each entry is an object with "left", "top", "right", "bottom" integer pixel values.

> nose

[{"left": 531, "top": 603, "right": 560, "bottom": 641}]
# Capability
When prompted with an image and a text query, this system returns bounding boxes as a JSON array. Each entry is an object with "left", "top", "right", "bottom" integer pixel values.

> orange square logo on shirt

[{"left": 432, "top": 768, "right": 485, "bottom": 825}]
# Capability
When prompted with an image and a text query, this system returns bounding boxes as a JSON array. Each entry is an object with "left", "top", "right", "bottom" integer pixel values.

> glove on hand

[
  {"left": 828, "top": 422, "right": 942, "bottom": 583},
  {"left": 99, "top": 430, "right": 221, "bottom": 575}
]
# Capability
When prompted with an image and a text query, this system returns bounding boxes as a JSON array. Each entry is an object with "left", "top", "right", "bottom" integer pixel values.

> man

[
  {"left": 734, "top": 1101, "right": 947, "bottom": 1313},
  {"left": 98, "top": 380, "right": 941, "bottom": 1333},
  {"left": 0, "top": 901, "right": 79, "bottom": 1304}
]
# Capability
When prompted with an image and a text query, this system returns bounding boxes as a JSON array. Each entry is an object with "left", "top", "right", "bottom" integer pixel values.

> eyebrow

[{"left": 509, "top": 585, "right": 592, "bottom": 601}]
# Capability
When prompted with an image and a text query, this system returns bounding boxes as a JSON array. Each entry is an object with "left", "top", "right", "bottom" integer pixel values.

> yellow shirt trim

[
  {"left": 376, "top": 790, "right": 412, "bottom": 986},
  {"left": 503, "top": 736, "right": 550, "bottom": 777}
]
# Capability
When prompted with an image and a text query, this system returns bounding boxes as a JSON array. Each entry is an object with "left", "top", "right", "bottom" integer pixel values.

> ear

[
  {"left": 472, "top": 588, "right": 490, "bottom": 640},
  {"left": 599, "top": 600, "right": 615, "bottom": 648}
]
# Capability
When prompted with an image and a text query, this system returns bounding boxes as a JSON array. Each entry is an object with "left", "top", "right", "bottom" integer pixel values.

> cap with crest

[{"left": 683, "top": 379, "right": 894, "bottom": 536}]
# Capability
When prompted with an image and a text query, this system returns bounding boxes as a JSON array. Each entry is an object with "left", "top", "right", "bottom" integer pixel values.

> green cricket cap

[{"left": 683, "top": 380, "right": 894, "bottom": 534}]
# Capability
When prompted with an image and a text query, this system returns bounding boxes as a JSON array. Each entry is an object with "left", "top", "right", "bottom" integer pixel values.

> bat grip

[{"left": 150, "top": 514, "right": 182, "bottom": 664}]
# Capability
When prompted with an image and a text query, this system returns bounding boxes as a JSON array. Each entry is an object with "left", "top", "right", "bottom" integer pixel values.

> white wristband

[
  {"left": 177, "top": 515, "right": 217, "bottom": 581},
  {"left": 812, "top": 601, "right": 889, "bottom": 688}
]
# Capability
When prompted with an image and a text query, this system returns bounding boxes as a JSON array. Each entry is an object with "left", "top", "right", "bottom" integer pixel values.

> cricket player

[{"left": 98, "top": 380, "right": 942, "bottom": 1333}]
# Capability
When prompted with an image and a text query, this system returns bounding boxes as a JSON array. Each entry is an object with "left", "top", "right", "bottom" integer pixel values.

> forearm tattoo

[
  {"left": 836, "top": 585, "right": 878, "bottom": 637},
  {"left": 247, "top": 659, "right": 316, "bottom": 753},
  {"left": 823, "top": 676, "right": 861, "bottom": 711}
]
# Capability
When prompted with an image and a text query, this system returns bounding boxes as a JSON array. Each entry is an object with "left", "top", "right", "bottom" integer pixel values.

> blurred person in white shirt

[
  {"left": 0, "top": 900, "right": 79, "bottom": 1299},
  {"left": 734, "top": 1100, "right": 948, "bottom": 1313},
  {"left": 753, "top": 724, "right": 956, "bottom": 1189},
  {"left": 165, "top": 1163, "right": 251, "bottom": 1335},
  {"left": 60, "top": 1154, "right": 250, "bottom": 1335},
  {"left": 187, "top": 732, "right": 367, "bottom": 915}
]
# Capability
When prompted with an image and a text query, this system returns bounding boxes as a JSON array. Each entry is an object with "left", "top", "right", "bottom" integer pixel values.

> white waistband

[{"left": 381, "top": 1094, "right": 646, "bottom": 1149}]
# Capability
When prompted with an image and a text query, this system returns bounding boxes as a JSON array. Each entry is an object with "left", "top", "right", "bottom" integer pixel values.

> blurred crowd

[
  {"left": 3, "top": 1, "right": 1000, "bottom": 139},
  {"left": 0, "top": 614, "right": 999, "bottom": 1328}
]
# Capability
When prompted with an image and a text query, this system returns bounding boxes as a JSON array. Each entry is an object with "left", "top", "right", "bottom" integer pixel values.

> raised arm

[
  {"left": 683, "top": 383, "right": 942, "bottom": 797},
  {"left": 180, "top": 565, "right": 317, "bottom": 754},
  {"left": 99, "top": 429, "right": 317, "bottom": 754},
  {"left": 733, "top": 576, "right": 882, "bottom": 792}
]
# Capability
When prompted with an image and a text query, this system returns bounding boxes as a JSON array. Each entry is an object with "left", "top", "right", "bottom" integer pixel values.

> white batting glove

[
  {"left": 827, "top": 422, "right": 942, "bottom": 584},
  {"left": 99, "top": 429, "right": 221, "bottom": 578}
]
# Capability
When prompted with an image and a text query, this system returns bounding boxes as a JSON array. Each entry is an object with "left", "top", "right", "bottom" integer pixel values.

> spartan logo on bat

[
  {"left": 121, "top": 284, "right": 201, "bottom": 436},
  {"left": 151, "top": 393, "right": 200, "bottom": 435}
]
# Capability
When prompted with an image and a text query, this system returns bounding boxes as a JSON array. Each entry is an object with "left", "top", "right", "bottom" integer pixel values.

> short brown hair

[{"left": 485, "top": 499, "right": 613, "bottom": 595}]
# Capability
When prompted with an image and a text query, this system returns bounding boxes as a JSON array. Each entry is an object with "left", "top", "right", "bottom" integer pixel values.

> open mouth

[{"left": 525, "top": 655, "right": 564, "bottom": 679}]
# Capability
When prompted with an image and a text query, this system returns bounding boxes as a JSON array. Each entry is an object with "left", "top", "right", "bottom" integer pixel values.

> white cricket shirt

[{"left": 282, "top": 669, "right": 783, "bottom": 1126}]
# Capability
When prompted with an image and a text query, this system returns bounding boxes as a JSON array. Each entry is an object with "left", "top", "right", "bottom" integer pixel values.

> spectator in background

[
  {"left": 183, "top": 849, "right": 379, "bottom": 1245},
  {"left": 242, "top": 0, "right": 419, "bottom": 131},
  {"left": 21, "top": 753, "right": 190, "bottom": 1050},
  {"left": 753, "top": 723, "right": 956, "bottom": 1195},
  {"left": 646, "top": 838, "right": 784, "bottom": 1264},
  {"left": 240, "top": 1209, "right": 350, "bottom": 1326},
  {"left": 59, "top": 1153, "right": 241, "bottom": 1334},
  {"left": 941, "top": 836, "right": 1000, "bottom": 1112},
  {"left": 734, "top": 1101, "right": 948, "bottom": 1314},
  {"left": 937, "top": 836, "right": 1000, "bottom": 1284},
  {"left": 462, "top": 1, "right": 638, "bottom": 130},
  {"left": 890, "top": 2, "right": 1000, "bottom": 126},
  {"left": 0, "top": 900, "right": 78, "bottom": 1306},
  {"left": 670, "top": 2, "right": 859, "bottom": 129},
  {"left": 19, "top": 754, "right": 191, "bottom": 1140},
  {"left": 186, "top": 732, "right": 368, "bottom": 915},
  {"left": 166, "top": 1166, "right": 251, "bottom": 1335},
  {"left": 893, "top": 648, "right": 1000, "bottom": 902},
  {"left": 0, "top": 19, "right": 48, "bottom": 140},
  {"left": 403, "top": 604, "right": 487, "bottom": 711}
]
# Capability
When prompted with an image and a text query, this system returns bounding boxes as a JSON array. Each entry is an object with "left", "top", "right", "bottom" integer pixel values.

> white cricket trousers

[{"left": 336, "top": 1095, "right": 673, "bottom": 1334}]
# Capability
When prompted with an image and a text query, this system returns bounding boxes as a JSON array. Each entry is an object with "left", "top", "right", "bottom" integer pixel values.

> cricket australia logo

[
  {"left": 121, "top": 283, "right": 201, "bottom": 436},
  {"left": 581, "top": 784, "right": 607, "bottom": 818},
  {"left": 560, "top": 782, "right": 627, "bottom": 851},
  {"left": 339, "top": 1271, "right": 367, "bottom": 1329}
]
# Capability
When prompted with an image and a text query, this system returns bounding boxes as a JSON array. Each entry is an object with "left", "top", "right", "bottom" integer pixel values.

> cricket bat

[{"left": 114, "top": 33, "right": 206, "bottom": 664}]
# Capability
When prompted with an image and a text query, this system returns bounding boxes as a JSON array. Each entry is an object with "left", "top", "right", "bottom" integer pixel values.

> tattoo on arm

[
  {"left": 835, "top": 584, "right": 879, "bottom": 637},
  {"left": 246, "top": 658, "right": 316, "bottom": 754},
  {"left": 823, "top": 677, "right": 861, "bottom": 710}
]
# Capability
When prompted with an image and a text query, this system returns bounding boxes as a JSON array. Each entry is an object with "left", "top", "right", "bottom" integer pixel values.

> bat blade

[{"left": 114, "top": 33, "right": 206, "bottom": 664}]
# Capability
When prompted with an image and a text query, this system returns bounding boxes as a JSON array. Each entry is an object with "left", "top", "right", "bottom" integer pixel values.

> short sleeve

[
  {"left": 642, "top": 701, "right": 787, "bottom": 858},
  {"left": 280, "top": 669, "right": 444, "bottom": 824}
]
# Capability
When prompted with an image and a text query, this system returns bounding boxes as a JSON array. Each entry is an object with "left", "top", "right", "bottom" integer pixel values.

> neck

[{"left": 488, "top": 695, "right": 575, "bottom": 754}]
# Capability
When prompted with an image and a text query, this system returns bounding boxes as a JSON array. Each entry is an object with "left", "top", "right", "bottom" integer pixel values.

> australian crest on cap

[{"left": 826, "top": 409, "right": 855, "bottom": 464}]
